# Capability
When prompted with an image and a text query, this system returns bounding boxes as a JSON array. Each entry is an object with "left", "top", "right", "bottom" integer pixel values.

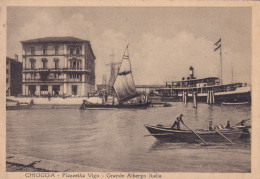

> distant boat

[
  {"left": 6, "top": 99, "right": 32, "bottom": 110},
  {"left": 144, "top": 124, "right": 250, "bottom": 143},
  {"left": 221, "top": 102, "right": 249, "bottom": 105},
  {"left": 80, "top": 45, "right": 150, "bottom": 110}
]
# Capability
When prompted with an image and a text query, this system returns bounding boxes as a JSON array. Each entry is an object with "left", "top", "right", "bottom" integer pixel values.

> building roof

[
  {"left": 21, "top": 37, "right": 96, "bottom": 59},
  {"left": 6, "top": 56, "right": 22, "bottom": 64},
  {"left": 21, "top": 37, "right": 89, "bottom": 44}
]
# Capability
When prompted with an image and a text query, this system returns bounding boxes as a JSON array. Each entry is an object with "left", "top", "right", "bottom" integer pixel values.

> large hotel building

[{"left": 21, "top": 37, "right": 95, "bottom": 96}]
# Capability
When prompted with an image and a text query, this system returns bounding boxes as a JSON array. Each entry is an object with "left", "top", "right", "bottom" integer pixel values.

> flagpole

[{"left": 220, "top": 44, "right": 222, "bottom": 85}]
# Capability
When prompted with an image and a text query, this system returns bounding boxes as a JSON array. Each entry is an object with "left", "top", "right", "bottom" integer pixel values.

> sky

[{"left": 7, "top": 7, "right": 251, "bottom": 85}]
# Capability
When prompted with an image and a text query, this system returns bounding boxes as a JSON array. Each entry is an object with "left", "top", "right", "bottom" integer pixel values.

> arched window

[
  {"left": 76, "top": 48, "right": 80, "bottom": 54},
  {"left": 42, "top": 58, "right": 48, "bottom": 69},
  {"left": 69, "top": 48, "right": 74, "bottom": 54},
  {"left": 30, "top": 58, "right": 36, "bottom": 69},
  {"left": 53, "top": 58, "right": 59, "bottom": 69}
]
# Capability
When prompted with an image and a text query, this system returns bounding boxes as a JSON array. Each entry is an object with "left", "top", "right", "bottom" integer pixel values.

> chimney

[
  {"left": 14, "top": 54, "right": 18, "bottom": 61},
  {"left": 189, "top": 66, "right": 194, "bottom": 79}
]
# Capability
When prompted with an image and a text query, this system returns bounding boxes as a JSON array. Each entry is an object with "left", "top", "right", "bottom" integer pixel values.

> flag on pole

[{"left": 214, "top": 38, "right": 221, "bottom": 52}]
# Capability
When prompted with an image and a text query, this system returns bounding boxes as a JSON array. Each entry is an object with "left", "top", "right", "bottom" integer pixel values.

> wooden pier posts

[
  {"left": 193, "top": 91, "right": 197, "bottom": 108},
  {"left": 207, "top": 90, "right": 215, "bottom": 104},
  {"left": 184, "top": 92, "right": 187, "bottom": 106}
]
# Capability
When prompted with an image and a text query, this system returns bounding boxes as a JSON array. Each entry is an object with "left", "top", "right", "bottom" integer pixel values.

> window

[
  {"left": 6, "top": 69, "right": 8, "bottom": 74},
  {"left": 6, "top": 60, "right": 9, "bottom": 65},
  {"left": 70, "top": 73, "right": 80, "bottom": 79},
  {"left": 69, "top": 48, "right": 74, "bottom": 54},
  {"left": 54, "top": 46, "right": 59, "bottom": 55},
  {"left": 43, "top": 47, "right": 47, "bottom": 55},
  {"left": 28, "top": 85, "right": 36, "bottom": 95},
  {"left": 30, "top": 47, "right": 35, "bottom": 55},
  {"left": 76, "top": 48, "right": 80, "bottom": 54},
  {"left": 42, "top": 58, "right": 48, "bottom": 69},
  {"left": 31, "top": 73, "right": 36, "bottom": 79},
  {"left": 54, "top": 59, "right": 59, "bottom": 69},
  {"left": 54, "top": 73, "right": 59, "bottom": 78},
  {"left": 40, "top": 85, "right": 48, "bottom": 91},
  {"left": 30, "top": 59, "right": 36, "bottom": 69},
  {"left": 6, "top": 78, "right": 8, "bottom": 83}
]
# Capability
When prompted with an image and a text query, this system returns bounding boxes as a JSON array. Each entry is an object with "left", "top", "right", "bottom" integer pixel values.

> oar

[
  {"left": 181, "top": 122, "right": 207, "bottom": 145},
  {"left": 215, "top": 129, "right": 233, "bottom": 144},
  {"left": 230, "top": 119, "right": 250, "bottom": 128}
]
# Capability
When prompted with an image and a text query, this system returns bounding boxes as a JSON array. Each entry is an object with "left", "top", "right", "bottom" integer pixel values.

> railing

[
  {"left": 24, "top": 78, "right": 65, "bottom": 82},
  {"left": 23, "top": 68, "right": 91, "bottom": 73}
]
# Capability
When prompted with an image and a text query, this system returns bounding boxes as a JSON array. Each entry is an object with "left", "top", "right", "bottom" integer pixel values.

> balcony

[
  {"left": 23, "top": 78, "right": 65, "bottom": 82},
  {"left": 23, "top": 68, "right": 91, "bottom": 73},
  {"left": 62, "top": 68, "right": 91, "bottom": 73}
]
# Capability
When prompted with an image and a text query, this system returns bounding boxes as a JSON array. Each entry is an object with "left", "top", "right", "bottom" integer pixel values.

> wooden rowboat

[
  {"left": 144, "top": 124, "right": 250, "bottom": 143},
  {"left": 6, "top": 102, "right": 32, "bottom": 110}
]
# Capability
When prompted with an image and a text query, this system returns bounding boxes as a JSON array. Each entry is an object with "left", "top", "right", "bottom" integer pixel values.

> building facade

[
  {"left": 6, "top": 56, "right": 23, "bottom": 96},
  {"left": 21, "top": 37, "right": 96, "bottom": 97}
]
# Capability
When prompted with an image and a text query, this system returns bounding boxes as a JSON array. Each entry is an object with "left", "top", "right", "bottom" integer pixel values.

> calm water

[{"left": 6, "top": 102, "right": 251, "bottom": 172}]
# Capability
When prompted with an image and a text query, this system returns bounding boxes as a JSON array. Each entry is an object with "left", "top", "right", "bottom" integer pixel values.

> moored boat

[
  {"left": 6, "top": 100, "right": 32, "bottom": 110},
  {"left": 144, "top": 124, "right": 250, "bottom": 143}
]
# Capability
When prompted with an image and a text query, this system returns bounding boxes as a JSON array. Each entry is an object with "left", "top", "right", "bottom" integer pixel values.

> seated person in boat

[
  {"left": 209, "top": 121, "right": 215, "bottom": 131},
  {"left": 171, "top": 114, "right": 183, "bottom": 130},
  {"left": 225, "top": 121, "right": 231, "bottom": 129},
  {"left": 240, "top": 120, "right": 247, "bottom": 126}
]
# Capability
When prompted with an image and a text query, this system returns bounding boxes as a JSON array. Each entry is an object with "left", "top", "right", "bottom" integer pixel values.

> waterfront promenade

[
  {"left": 7, "top": 96, "right": 102, "bottom": 105},
  {"left": 6, "top": 154, "right": 107, "bottom": 172}
]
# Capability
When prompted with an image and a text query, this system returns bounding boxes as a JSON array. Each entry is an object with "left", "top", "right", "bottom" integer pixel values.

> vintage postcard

[{"left": 1, "top": 0, "right": 260, "bottom": 179}]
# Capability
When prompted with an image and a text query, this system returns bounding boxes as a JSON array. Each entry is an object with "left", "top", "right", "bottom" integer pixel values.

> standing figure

[
  {"left": 48, "top": 92, "right": 51, "bottom": 101},
  {"left": 171, "top": 114, "right": 184, "bottom": 130}
]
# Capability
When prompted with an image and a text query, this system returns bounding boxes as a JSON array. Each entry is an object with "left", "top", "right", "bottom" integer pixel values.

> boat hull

[
  {"left": 161, "top": 91, "right": 251, "bottom": 104},
  {"left": 145, "top": 124, "right": 249, "bottom": 143},
  {"left": 6, "top": 103, "right": 32, "bottom": 110},
  {"left": 80, "top": 102, "right": 151, "bottom": 110}
]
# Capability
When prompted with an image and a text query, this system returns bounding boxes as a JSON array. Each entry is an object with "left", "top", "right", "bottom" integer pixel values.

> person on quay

[
  {"left": 225, "top": 120, "right": 231, "bottom": 129},
  {"left": 171, "top": 114, "right": 184, "bottom": 130}
]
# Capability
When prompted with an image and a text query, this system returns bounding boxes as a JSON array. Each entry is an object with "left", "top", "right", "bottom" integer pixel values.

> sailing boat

[{"left": 80, "top": 45, "right": 150, "bottom": 109}]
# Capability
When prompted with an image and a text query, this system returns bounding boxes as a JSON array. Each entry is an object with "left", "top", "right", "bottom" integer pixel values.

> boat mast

[
  {"left": 220, "top": 44, "right": 223, "bottom": 85},
  {"left": 231, "top": 63, "right": 233, "bottom": 83},
  {"left": 214, "top": 38, "right": 222, "bottom": 85}
]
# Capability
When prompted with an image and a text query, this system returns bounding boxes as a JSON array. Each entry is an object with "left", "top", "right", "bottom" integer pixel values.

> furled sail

[{"left": 113, "top": 45, "right": 137, "bottom": 102}]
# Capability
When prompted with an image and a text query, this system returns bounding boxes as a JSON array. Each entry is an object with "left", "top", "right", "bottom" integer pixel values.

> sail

[{"left": 113, "top": 45, "right": 137, "bottom": 102}]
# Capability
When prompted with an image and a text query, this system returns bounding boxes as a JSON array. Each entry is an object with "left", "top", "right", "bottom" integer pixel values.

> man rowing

[{"left": 171, "top": 114, "right": 184, "bottom": 130}]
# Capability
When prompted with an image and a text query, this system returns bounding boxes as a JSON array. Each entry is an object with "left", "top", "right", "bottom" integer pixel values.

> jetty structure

[{"left": 21, "top": 37, "right": 96, "bottom": 97}]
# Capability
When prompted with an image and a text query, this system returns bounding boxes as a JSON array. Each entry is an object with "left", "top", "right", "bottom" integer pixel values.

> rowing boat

[
  {"left": 6, "top": 102, "right": 32, "bottom": 110},
  {"left": 144, "top": 124, "right": 250, "bottom": 143}
]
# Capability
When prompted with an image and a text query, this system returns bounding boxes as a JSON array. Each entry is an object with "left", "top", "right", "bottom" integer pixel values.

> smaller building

[
  {"left": 6, "top": 56, "right": 23, "bottom": 96},
  {"left": 96, "top": 84, "right": 110, "bottom": 93}
]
